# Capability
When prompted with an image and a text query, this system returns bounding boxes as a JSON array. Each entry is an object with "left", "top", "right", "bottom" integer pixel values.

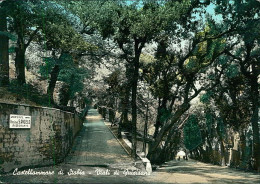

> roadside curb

[
  {"left": 104, "top": 121, "right": 131, "bottom": 156},
  {"left": 104, "top": 121, "right": 152, "bottom": 174},
  {"left": 121, "top": 132, "right": 152, "bottom": 175}
]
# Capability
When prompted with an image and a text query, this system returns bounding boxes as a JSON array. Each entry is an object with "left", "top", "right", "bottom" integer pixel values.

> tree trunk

[
  {"left": 117, "top": 114, "right": 123, "bottom": 138},
  {"left": 154, "top": 97, "right": 168, "bottom": 138},
  {"left": 131, "top": 53, "right": 140, "bottom": 158},
  {"left": 47, "top": 53, "right": 67, "bottom": 105},
  {"left": 250, "top": 76, "right": 260, "bottom": 171},
  {"left": 15, "top": 45, "right": 26, "bottom": 85},
  {"left": 220, "top": 140, "right": 226, "bottom": 166},
  {"left": 157, "top": 127, "right": 177, "bottom": 164},
  {"left": 122, "top": 89, "right": 130, "bottom": 124},
  {"left": 118, "top": 66, "right": 131, "bottom": 138},
  {"left": 118, "top": 87, "right": 130, "bottom": 136},
  {"left": 47, "top": 64, "right": 60, "bottom": 104},
  {"left": 108, "top": 95, "right": 115, "bottom": 122},
  {"left": 206, "top": 135, "right": 213, "bottom": 162},
  {"left": 154, "top": 98, "right": 161, "bottom": 138},
  {"left": 122, "top": 66, "right": 131, "bottom": 127},
  {"left": 109, "top": 108, "right": 115, "bottom": 122},
  {"left": 147, "top": 103, "right": 190, "bottom": 160},
  {"left": 59, "top": 83, "right": 70, "bottom": 106},
  {"left": 0, "top": 8, "right": 9, "bottom": 86},
  {"left": 239, "top": 130, "right": 246, "bottom": 168},
  {"left": 143, "top": 102, "right": 149, "bottom": 155}
]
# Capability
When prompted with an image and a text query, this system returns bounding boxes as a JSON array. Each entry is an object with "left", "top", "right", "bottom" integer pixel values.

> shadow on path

[
  {"left": 1, "top": 109, "right": 259, "bottom": 183},
  {"left": 65, "top": 108, "right": 137, "bottom": 170}
]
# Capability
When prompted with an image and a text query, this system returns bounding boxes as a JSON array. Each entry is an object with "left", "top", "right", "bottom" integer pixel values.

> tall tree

[
  {"left": 38, "top": 22, "right": 94, "bottom": 104},
  {"left": 215, "top": 0, "right": 260, "bottom": 171},
  {"left": 4, "top": 0, "right": 43, "bottom": 84},
  {"left": 147, "top": 35, "right": 177, "bottom": 139},
  {"left": 36, "top": 0, "right": 97, "bottom": 105},
  {"left": 58, "top": 61, "right": 89, "bottom": 107},
  {"left": 0, "top": 1, "right": 9, "bottom": 86},
  {"left": 96, "top": 0, "right": 192, "bottom": 158},
  {"left": 146, "top": 23, "right": 229, "bottom": 162},
  {"left": 4, "top": 0, "right": 82, "bottom": 85}
]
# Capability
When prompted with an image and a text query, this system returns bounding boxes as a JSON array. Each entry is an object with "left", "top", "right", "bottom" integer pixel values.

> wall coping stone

[{"left": 0, "top": 102, "right": 74, "bottom": 114}]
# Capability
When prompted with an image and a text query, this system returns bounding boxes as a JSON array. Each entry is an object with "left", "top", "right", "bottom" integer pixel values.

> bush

[{"left": 8, "top": 80, "right": 52, "bottom": 107}]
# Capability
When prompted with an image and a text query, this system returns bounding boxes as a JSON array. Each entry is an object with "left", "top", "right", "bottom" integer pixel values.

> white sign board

[{"left": 9, "top": 114, "right": 31, "bottom": 129}]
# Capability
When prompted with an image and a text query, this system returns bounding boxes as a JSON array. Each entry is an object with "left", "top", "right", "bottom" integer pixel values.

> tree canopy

[{"left": 0, "top": 0, "right": 259, "bottom": 171}]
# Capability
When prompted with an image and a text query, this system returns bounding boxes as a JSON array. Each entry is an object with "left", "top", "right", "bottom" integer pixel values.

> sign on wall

[{"left": 9, "top": 114, "right": 31, "bottom": 129}]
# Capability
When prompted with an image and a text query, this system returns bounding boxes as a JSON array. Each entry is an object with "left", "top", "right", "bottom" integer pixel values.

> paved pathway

[
  {"left": 0, "top": 109, "right": 149, "bottom": 184},
  {"left": 147, "top": 159, "right": 260, "bottom": 184},
  {"left": 1, "top": 108, "right": 259, "bottom": 183},
  {"left": 64, "top": 109, "right": 137, "bottom": 170}
]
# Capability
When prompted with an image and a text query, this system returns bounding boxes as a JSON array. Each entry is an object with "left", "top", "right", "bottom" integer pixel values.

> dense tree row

[
  {"left": 0, "top": 0, "right": 259, "bottom": 171},
  {"left": 0, "top": 0, "right": 98, "bottom": 109}
]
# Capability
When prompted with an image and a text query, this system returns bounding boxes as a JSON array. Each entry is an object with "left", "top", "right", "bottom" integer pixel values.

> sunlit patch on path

[
  {"left": 2, "top": 108, "right": 259, "bottom": 184},
  {"left": 85, "top": 115, "right": 102, "bottom": 121},
  {"left": 65, "top": 108, "right": 138, "bottom": 170}
]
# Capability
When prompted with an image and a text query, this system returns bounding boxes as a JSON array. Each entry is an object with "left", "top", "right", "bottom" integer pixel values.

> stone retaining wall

[{"left": 0, "top": 102, "right": 83, "bottom": 173}]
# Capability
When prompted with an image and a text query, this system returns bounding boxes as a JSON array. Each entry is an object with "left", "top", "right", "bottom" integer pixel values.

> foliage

[
  {"left": 0, "top": 0, "right": 259, "bottom": 170},
  {"left": 8, "top": 80, "right": 51, "bottom": 106},
  {"left": 58, "top": 63, "right": 89, "bottom": 101},
  {"left": 200, "top": 91, "right": 213, "bottom": 104},
  {"left": 0, "top": 31, "right": 17, "bottom": 41},
  {"left": 184, "top": 114, "right": 202, "bottom": 151},
  {"left": 39, "top": 53, "right": 90, "bottom": 103},
  {"left": 39, "top": 22, "right": 96, "bottom": 53}
]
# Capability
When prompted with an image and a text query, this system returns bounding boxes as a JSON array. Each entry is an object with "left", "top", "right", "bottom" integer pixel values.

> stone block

[
  {"left": 4, "top": 134, "right": 11, "bottom": 139},
  {"left": 3, "top": 139, "right": 11, "bottom": 143},
  {"left": 2, "top": 147, "right": 9, "bottom": 152},
  {"left": 10, "top": 147, "right": 16, "bottom": 152},
  {"left": 3, "top": 142, "right": 10, "bottom": 148},
  {"left": 0, "top": 102, "right": 82, "bottom": 173},
  {"left": 0, "top": 128, "right": 5, "bottom": 134},
  {"left": 14, "top": 160, "right": 21, "bottom": 165},
  {"left": 0, "top": 156, "right": 4, "bottom": 164},
  {"left": 14, "top": 151, "right": 20, "bottom": 156}
]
